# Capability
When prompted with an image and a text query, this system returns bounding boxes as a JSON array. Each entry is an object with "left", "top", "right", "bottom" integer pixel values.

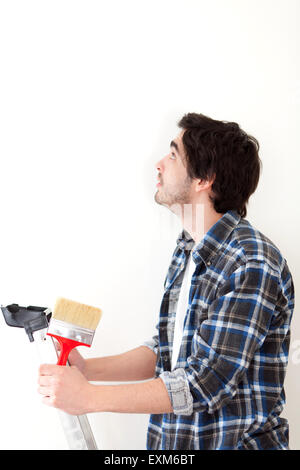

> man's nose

[{"left": 155, "top": 157, "right": 165, "bottom": 172}]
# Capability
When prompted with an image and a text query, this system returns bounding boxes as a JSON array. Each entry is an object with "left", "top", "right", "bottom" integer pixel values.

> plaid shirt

[{"left": 143, "top": 210, "right": 294, "bottom": 450}]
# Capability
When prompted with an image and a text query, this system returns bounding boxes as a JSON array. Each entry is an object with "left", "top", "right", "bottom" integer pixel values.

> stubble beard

[{"left": 154, "top": 177, "right": 193, "bottom": 212}]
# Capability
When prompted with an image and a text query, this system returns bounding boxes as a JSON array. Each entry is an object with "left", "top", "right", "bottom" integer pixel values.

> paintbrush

[{"left": 47, "top": 297, "right": 102, "bottom": 366}]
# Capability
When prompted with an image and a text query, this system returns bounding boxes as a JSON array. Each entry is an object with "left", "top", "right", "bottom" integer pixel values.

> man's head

[{"left": 155, "top": 112, "right": 261, "bottom": 218}]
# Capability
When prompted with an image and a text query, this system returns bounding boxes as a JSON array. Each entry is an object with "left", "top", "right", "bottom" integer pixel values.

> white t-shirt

[{"left": 171, "top": 251, "right": 196, "bottom": 370}]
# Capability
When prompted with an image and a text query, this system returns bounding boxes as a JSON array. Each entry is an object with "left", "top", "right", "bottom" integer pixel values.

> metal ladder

[{"left": 1, "top": 303, "right": 98, "bottom": 450}]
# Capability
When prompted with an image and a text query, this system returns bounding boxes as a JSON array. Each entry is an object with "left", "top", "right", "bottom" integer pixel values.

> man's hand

[{"left": 38, "top": 364, "right": 94, "bottom": 415}]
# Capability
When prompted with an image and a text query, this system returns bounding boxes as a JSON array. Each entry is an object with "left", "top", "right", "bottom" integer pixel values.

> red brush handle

[{"left": 47, "top": 333, "right": 90, "bottom": 366}]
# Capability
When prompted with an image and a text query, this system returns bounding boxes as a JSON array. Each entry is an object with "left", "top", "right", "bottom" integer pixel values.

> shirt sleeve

[
  {"left": 141, "top": 319, "right": 159, "bottom": 356},
  {"left": 159, "top": 259, "right": 282, "bottom": 416},
  {"left": 141, "top": 334, "right": 159, "bottom": 355}
]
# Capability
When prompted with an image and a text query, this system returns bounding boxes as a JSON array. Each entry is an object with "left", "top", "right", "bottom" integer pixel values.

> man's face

[{"left": 154, "top": 130, "right": 193, "bottom": 209}]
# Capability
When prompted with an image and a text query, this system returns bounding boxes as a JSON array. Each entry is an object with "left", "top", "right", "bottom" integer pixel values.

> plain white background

[{"left": 0, "top": 0, "right": 299, "bottom": 450}]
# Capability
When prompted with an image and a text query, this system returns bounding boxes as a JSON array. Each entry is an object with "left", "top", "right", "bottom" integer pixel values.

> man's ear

[{"left": 195, "top": 173, "right": 216, "bottom": 193}]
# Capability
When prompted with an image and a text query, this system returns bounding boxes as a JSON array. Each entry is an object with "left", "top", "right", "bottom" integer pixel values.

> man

[{"left": 38, "top": 113, "right": 294, "bottom": 450}]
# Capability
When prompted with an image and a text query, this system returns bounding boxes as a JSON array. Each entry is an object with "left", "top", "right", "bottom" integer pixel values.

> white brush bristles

[{"left": 52, "top": 297, "right": 102, "bottom": 331}]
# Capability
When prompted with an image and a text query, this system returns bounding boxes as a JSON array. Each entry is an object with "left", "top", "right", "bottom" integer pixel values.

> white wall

[{"left": 0, "top": 0, "right": 299, "bottom": 450}]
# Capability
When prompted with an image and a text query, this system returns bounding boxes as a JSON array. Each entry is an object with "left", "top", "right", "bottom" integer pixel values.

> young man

[{"left": 38, "top": 113, "right": 294, "bottom": 450}]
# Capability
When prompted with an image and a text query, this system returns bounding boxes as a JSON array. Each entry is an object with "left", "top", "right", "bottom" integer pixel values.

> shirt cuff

[{"left": 159, "top": 368, "right": 194, "bottom": 416}]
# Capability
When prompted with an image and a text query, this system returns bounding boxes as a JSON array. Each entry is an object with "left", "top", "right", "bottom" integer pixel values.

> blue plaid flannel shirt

[{"left": 143, "top": 210, "right": 294, "bottom": 450}]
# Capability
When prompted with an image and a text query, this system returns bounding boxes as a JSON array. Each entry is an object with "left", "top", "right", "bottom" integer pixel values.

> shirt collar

[{"left": 176, "top": 209, "right": 241, "bottom": 266}]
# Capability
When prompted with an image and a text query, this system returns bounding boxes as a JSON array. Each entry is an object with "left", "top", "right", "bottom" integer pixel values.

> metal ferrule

[{"left": 47, "top": 319, "right": 94, "bottom": 345}]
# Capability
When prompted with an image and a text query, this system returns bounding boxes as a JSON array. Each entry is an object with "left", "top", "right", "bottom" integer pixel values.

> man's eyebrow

[{"left": 170, "top": 140, "right": 180, "bottom": 154}]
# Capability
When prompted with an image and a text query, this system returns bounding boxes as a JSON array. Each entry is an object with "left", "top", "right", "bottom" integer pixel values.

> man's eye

[{"left": 170, "top": 153, "right": 176, "bottom": 160}]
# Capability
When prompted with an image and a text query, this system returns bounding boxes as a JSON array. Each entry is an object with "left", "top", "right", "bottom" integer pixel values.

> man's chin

[{"left": 154, "top": 191, "right": 168, "bottom": 208}]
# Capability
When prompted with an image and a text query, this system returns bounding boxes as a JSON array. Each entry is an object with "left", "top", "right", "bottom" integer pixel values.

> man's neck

[{"left": 181, "top": 203, "right": 224, "bottom": 244}]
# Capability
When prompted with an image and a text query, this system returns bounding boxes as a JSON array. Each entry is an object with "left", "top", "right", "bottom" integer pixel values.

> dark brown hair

[{"left": 178, "top": 112, "right": 262, "bottom": 218}]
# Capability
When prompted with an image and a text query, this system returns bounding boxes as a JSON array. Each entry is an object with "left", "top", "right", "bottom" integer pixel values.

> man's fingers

[
  {"left": 39, "top": 363, "right": 61, "bottom": 376},
  {"left": 42, "top": 396, "right": 54, "bottom": 407},
  {"left": 38, "top": 385, "right": 51, "bottom": 396},
  {"left": 38, "top": 375, "right": 52, "bottom": 386}
]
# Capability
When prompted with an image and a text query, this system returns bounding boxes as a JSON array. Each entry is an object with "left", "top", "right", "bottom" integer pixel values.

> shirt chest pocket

[{"left": 186, "top": 279, "right": 218, "bottom": 329}]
